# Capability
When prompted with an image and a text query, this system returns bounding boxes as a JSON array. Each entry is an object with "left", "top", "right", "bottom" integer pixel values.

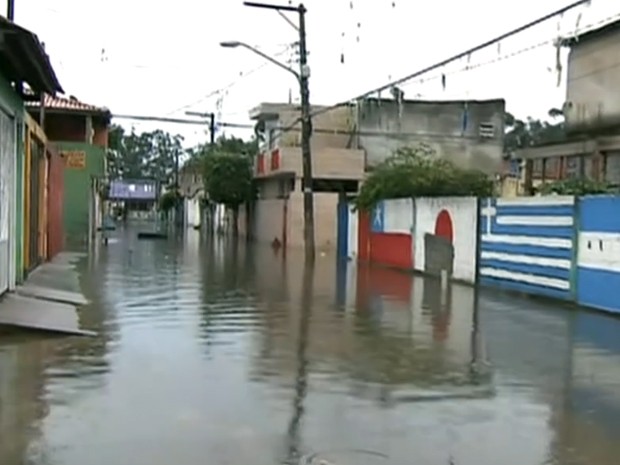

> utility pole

[
  {"left": 186, "top": 111, "right": 216, "bottom": 146},
  {"left": 242, "top": 2, "right": 315, "bottom": 261},
  {"left": 7, "top": 0, "right": 14, "bottom": 20},
  {"left": 297, "top": 4, "right": 315, "bottom": 262}
]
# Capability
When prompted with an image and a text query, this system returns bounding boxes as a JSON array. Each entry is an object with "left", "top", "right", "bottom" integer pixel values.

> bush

[
  {"left": 537, "top": 178, "right": 615, "bottom": 196},
  {"left": 355, "top": 145, "right": 493, "bottom": 210},
  {"left": 159, "top": 190, "right": 181, "bottom": 212}
]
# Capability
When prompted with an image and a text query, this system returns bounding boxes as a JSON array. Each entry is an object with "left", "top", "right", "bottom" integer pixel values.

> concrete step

[
  {"left": 16, "top": 284, "right": 89, "bottom": 306},
  {"left": 0, "top": 293, "right": 95, "bottom": 337}
]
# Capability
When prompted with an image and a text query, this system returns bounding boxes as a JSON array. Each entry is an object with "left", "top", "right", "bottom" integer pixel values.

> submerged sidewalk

[{"left": 0, "top": 252, "right": 95, "bottom": 336}]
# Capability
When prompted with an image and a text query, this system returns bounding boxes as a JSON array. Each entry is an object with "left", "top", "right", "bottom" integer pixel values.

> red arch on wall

[{"left": 434, "top": 209, "right": 453, "bottom": 243}]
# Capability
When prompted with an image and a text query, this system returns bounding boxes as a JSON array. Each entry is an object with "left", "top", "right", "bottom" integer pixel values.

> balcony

[{"left": 255, "top": 146, "right": 365, "bottom": 180}]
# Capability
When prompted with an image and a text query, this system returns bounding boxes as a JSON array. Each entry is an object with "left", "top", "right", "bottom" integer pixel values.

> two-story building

[
  {"left": 244, "top": 102, "right": 365, "bottom": 251},
  {"left": 243, "top": 97, "right": 505, "bottom": 252},
  {"left": 517, "top": 19, "right": 620, "bottom": 186},
  {"left": 26, "top": 94, "right": 111, "bottom": 243}
]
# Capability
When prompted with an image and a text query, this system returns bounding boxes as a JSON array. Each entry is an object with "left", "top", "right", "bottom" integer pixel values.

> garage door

[{"left": 0, "top": 110, "right": 15, "bottom": 295}]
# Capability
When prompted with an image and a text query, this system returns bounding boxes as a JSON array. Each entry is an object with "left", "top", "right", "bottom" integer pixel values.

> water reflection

[{"left": 0, "top": 230, "right": 619, "bottom": 465}]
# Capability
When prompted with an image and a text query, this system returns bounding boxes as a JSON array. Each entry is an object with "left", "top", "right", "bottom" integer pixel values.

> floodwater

[{"left": 1, "top": 227, "right": 620, "bottom": 465}]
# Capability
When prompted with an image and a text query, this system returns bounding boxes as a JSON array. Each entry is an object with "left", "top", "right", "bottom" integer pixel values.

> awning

[{"left": 0, "top": 17, "right": 63, "bottom": 94}]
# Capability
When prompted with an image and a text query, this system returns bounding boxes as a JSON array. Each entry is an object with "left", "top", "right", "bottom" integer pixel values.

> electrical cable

[
  {"left": 164, "top": 45, "right": 293, "bottom": 116},
  {"left": 116, "top": 4, "right": 620, "bottom": 144},
  {"left": 276, "top": 0, "right": 593, "bottom": 134}
]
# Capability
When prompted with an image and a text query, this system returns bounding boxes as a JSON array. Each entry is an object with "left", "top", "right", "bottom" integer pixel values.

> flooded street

[{"left": 1, "top": 227, "right": 620, "bottom": 465}]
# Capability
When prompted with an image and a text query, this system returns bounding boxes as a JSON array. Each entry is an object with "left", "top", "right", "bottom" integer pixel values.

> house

[
  {"left": 179, "top": 162, "right": 204, "bottom": 228},
  {"left": 108, "top": 178, "right": 158, "bottom": 220},
  {"left": 22, "top": 113, "right": 65, "bottom": 276},
  {"left": 516, "top": 19, "right": 620, "bottom": 186},
  {"left": 25, "top": 94, "right": 111, "bottom": 244},
  {"left": 356, "top": 97, "right": 506, "bottom": 173},
  {"left": 244, "top": 102, "right": 365, "bottom": 251},
  {"left": 242, "top": 97, "right": 505, "bottom": 251},
  {"left": 0, "top": 17, "right": 63, "bottom": 296}
]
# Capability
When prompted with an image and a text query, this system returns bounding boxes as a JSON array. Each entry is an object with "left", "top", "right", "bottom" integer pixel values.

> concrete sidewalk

[{"left": 0, "top": 252, "right": 95, "bottom": 336}]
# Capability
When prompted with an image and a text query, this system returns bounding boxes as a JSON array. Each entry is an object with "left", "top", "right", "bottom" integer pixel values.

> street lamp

[
  {"left": 220, "top": 2, "right": 315, "bottom": 262},
  {"left": 219, "top": 41, "right": 301, "bottom": 82}
]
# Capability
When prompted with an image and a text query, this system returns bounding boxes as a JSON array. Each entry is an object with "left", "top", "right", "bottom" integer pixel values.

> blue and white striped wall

[
  {"left": 338, "top": 194, "right": 620, "bottom": 316},
  {"left": 576, "top": 196, "right": 620, "bottom": 315},
  {"left": 479, "top": 196, "right": 576, "bottom": 300}
]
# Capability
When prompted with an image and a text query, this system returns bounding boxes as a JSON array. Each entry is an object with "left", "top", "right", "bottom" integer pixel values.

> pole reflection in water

[
  {"left": 1, "top": 231, "right": 620, "bottom": 465},
  {"left": 285, "top": 260, "right": 313, "bottom": 464}
]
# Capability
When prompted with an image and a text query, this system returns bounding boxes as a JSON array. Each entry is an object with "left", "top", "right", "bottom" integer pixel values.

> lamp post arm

[{"left": 238, "top": 42, "right": 301, "bottom": 82}]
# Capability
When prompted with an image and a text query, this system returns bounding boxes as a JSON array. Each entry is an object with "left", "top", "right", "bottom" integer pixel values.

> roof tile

[{"left": 26, "top": 93, "right": 109, "bottom": 114}]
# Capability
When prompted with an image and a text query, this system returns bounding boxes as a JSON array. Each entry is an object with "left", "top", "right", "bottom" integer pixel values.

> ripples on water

[{"left": 0, "top": 226, "right": 620, "bottom": 465}]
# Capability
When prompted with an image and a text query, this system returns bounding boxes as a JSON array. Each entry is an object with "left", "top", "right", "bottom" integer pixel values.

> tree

[
  {"left": 203, "top": 152, "right": 253, "bottom": 235},
  {"left": 504, "top": 108, "right": 566, "bottom": 156},
  {"left": 106, "top": 124, "right": 185, "bottom": 185},
  {"left": 355, "top": 145, "right": 493, "bottom": 211}
]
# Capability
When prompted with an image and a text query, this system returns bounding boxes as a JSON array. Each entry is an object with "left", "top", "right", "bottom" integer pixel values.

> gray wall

[
  {"left": 356, "top": 98, "right": 505, "bottom": 174},
  {"left": 565, "top": 28, "right": 620, "bottom": 133}
]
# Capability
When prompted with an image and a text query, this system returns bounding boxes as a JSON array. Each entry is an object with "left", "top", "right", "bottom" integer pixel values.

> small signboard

[{"left": 63, "top": 151, "right": 86, "bottom": 169}]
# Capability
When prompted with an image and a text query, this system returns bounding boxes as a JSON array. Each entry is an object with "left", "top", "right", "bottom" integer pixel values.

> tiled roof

[{"left": 25, "top": 93, "right": 110, "bottom": 115}]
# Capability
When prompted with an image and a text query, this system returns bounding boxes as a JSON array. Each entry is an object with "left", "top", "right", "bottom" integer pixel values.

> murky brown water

[{"left": 1, "top": 226, "right": 620, "bottom": 465}]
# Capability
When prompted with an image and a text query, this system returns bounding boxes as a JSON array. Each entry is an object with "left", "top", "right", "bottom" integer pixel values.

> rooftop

[
  {"left": 26, "top": 93, "right": 110, "bottom": 116},
  {"left": 562, "top": 17, "right": 620, "bottom": 47},
  {"left": 0, "top": 17, "right": 62, "bottom": 94}
]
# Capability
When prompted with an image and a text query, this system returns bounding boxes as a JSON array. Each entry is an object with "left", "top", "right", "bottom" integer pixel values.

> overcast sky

[{"left": 8, "top": 0, "right": 619, "bottom": 147}]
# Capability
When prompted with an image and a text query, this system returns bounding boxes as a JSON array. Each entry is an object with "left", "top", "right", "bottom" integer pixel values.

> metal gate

[{"left": 0, "top": 110, "right": 15, "bottom": 295}]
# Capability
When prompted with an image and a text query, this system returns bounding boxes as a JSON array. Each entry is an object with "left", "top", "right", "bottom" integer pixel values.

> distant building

[
  {"left": 26, "top": 94, "right": 112, "bottom": 242},
  {"left": 356, "top": 98, "right": 505, "bottom": 173},
  {"left": 517, "top": 19, "right": 620, "bottom": 186},
  {"left": 245, "top": 102, "right": 365, "bottom": 251},
  {"left": 242, "top": 97, "right": 505, "bottom": 251},
  {"left": 178, "top": 162, "right": 203, "bottom": 228}
]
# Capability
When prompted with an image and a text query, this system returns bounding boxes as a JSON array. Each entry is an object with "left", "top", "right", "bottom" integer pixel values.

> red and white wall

[
  {"left": 343, "top": 196, "right": 478, "bottom": 284},
  {"left": 358, "top": 198, "right": 414, "bottom": 270},
  {"left": 414, "top": 197, "right": 478, "bottom": 284}
]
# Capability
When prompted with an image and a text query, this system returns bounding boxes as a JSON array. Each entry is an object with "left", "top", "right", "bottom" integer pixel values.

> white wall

[
  {"left": 347, "top": 205, "right": 358, "bottom": 260},
  {"left": 382, "top": 198, "right": 414, "bottom": 233},
  {"left": 414, "top": 197, "right": 478, "bottom": 283},
  {"left": 185, "top": 197, "right": 201, "bottom": 228}
]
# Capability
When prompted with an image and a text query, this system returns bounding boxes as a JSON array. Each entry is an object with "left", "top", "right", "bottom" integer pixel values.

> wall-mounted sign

[{"left": 63, "top": 151, "right": 86, "bottom": 169}]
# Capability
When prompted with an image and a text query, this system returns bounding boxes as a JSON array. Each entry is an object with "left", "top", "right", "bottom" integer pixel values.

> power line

[
  {"left": 278, "top": 0, "right": 592, "bottom": 133},
  {"left": 400, "top": 11, "right": 620, "bottom": 92},
  {"left": 112, "top": 114, "right": 503, "bottom": 142},
  {"left": 164, "top": 45, "right": 293, "bottom": 116},
  {"left": 113, "top": 114, "right": 206, "bottom": 125}
]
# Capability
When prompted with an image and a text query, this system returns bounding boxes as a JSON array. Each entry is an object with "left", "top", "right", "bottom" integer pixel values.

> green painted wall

[
  {"left": 56, "top": 141, "right": 105, "bottom": 245},
  {"left": 0, "top": 72, "right": 26, "bottom": 284},
  {"left": 14, "top": 123, "right": 24, "bottom": 283}
]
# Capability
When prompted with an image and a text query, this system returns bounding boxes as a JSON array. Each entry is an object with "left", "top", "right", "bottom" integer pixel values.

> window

[
  {"left": 128, "top": 184, "right": 136, "bottom": 192},
  {"left": 479, "top": 123, "right": 495, "bottom": 139},
  {"left": 565, "top": 156, "right": 582, "bottom": 179}
]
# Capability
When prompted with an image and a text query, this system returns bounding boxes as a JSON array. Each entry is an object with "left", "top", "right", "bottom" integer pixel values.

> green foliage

[
  {"left": 355, "top": 145, "right": 494, "bottom": 211},
  {"left": 537, "top": 178, "right": 615, "bottom": 196},
  {"left": 107, "top": 124, "right": 184, "bottom": 183},
  {"left": 158, "top": 190, "right": 181, "bottom": 212},
  {"left": 203, "top": 152, "right": 253, "bottom": 210},
  {"left": 504, "top": 108, "right": 566, "bottom": 155}
]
